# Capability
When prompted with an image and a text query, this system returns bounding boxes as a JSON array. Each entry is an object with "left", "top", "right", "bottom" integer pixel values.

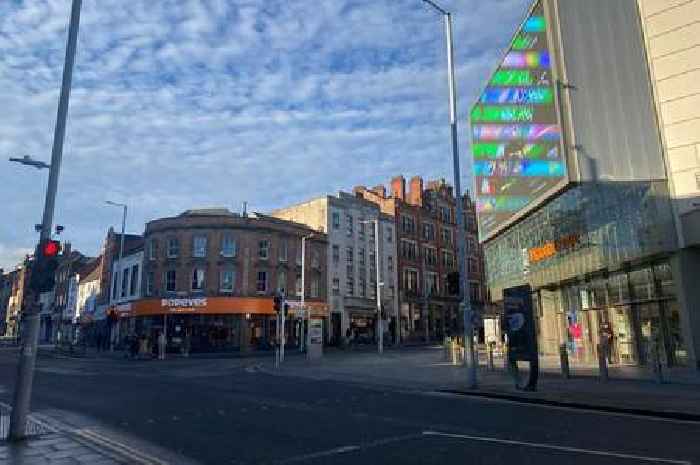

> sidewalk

[{"left": 264, "top": 346, "right": 700, "bottom": 420}]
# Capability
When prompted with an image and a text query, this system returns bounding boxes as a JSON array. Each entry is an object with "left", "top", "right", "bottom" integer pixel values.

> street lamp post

[
  {"left": 105, "top": 200, "right": 127, "bottom": 351},
  {"left": 300, "top": 234, "right": 314, "bottom": 357},
  {"left": 421, "top": 0, "right": 477, "bottom": 388},
  {"left": 361, "top": 220, "right": 383, "bottom": 354},
  {"left": 9, "top": 0, "right": 82, "bottom": 441}
]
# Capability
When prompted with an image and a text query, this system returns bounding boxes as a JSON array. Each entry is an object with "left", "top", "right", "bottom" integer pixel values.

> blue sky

[{"left": 0, "top": 0, "right": 531, "bottom": 269}]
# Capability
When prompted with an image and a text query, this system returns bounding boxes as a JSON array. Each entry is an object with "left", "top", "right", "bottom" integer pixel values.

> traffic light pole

[{"left": 10, "top": 0, "right": 82, "bottom": 441}]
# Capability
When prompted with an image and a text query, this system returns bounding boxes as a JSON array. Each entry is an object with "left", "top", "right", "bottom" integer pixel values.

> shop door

[{"left": 609, "top": 306, "right": 638, "bottom": 365}]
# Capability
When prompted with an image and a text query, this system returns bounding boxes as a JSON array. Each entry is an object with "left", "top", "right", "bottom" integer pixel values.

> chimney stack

[
  {"left": 408, "top": 176, "right": 424, "bottom": 207},
  {"left": 391, "top": 176, "right": 406, "bottom": 201}
]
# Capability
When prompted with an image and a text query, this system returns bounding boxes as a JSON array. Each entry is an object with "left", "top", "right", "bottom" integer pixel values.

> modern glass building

[{"left": 472, "top": 0, "right": 697, "bottom": 369}]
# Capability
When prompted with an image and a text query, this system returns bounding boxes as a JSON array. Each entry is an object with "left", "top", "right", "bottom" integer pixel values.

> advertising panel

[{"left": 470, "top": 1, "right": 566, "bottom": 241}]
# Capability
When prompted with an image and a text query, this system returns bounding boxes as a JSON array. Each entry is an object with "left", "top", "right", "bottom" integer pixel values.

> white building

[
  {"left": 110, "top": 249, "right": 144, "bottom": 309},
  {"left": 77, "top": 266, "right": 101, "bottom": 323},
  {"left": 273, "top": 192, "right": 399, "bottom": 345}
]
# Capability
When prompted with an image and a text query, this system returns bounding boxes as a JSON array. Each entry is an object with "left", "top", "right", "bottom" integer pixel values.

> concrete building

[
  {"left": 472, "top": 0, "right": 699, "bottom": 370},
  {"left": 121, "top": 208, "right": 328, "bottom": 353},
  {"left": 637, "top": 0, "right": 700, "bottom": 368},
  {"left": 272, "top": 192, "right": 399, "bottom": 346}
]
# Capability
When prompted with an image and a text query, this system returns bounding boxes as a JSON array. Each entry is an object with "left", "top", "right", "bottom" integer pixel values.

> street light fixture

[
  {"left": 300, "top": 233, "right": 315, "bottom": 357},
  {"left": 420, "top": 0, "right": 477, "bottom": 388},
  {"left": 9, "top": 155, "right": 51, "bottom": 170},
  {"left": 360, "top": 219, "right": 383, "bottom": 355}
]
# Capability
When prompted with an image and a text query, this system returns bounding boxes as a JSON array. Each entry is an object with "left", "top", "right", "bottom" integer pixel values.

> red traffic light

[{"left": 42, "top": 240, "right": 60, "bottom": 258}]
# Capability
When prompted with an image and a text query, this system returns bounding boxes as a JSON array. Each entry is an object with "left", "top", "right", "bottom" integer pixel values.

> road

[{"left": 0, "top": 349, "right": 698, "bottom": 464}]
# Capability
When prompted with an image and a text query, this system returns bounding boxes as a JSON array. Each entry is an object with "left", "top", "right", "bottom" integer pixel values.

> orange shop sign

[{"left": 527, "top": 234, "right": 580, "bottom": 264}]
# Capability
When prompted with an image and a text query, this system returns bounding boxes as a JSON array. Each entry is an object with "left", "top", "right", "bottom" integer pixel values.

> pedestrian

[
  {"left": 183, "top": 330, "right": 191, "bottom": 358},
  {"left": 599, "top": 322, "right": 614, "bottom": 364},
  {"left": 157, "top": 330, "right": 167, "bottom": 360}
]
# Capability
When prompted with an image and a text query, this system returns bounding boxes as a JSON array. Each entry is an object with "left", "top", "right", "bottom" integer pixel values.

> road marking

[
  {"left": 275, "top": 433, "right": 420, "bottom": 464},
  {"left": 76, "top": 428, "right": 169, "bottom": 465},
  {"left": 422, "top": 431, "right": 692, "bottom": 464}
]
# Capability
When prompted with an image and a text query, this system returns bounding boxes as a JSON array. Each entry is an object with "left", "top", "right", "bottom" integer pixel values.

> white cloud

[{"left": 0, "top": 0, "right": 532, "bottom": 270}]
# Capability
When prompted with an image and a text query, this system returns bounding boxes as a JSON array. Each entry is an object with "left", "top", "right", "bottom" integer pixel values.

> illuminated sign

[
  {"left": 527, "top": 234, "right": 580, "bottom": 264},
  {"left": 470, "top": 1, "right": 566, "bottom": 241}
]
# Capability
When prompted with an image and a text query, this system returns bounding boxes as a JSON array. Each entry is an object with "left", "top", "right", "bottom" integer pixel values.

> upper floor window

[
  {"left": 256, "top": 271, "right": 267, "bottom": 293},
  {"left": 220, "top": 269, "right": 235, "bottom": 293},
  {"left": 332, "top": 277, "right": 340, "bottom": 295},
  {"left": 442, "top": 250, "right": 455, "bottom": 269},
  {"left": 332, "top": 245, "right": 340, "bottom": 263},
  {"left": 400, "top": 240, "right": 417, "bottom": 261},
  {"left": 346, "top": 214, "right": 353, "bottom": 237},
  {"left": 191, "top": 268, "right": 205, "bottom": 291},
  {"left": 386, "top": 226, "right": 393, "bottom": 242},
  {"left": 121, "top": 268, "right": 128, "bottom": 298},
  {"left": 403, "top": 269, "right": 418, "bottom": 292},
  {"left": 148, "top": 239, "right": 157, "bottom": 260},
  {"left": 441, "top": 228, "right": 453, "bottom": 245},
  {"left": 258, "top": 240, "right": 270, "bottom": 260},
  {"left": 401, "top": 215, "right": 416, "bottom": 235},
  {"left": 277, "top": 271, "right": 287, "bottom": 294},
  {"left": 311, "top": 277, "right": 319, "bottom": 298},
  {"left": 425, "top": 272, "right": 439, "bottom": 296},
  {"left": 424, "top": 247, "right": 438, "bottom": 267},
  {"left": 332, "top": 212, "right": 341, "bottom": 229},
  {"left": 112, "top": 271, "right": 119, "bottom": 300},
  {"left": 346, "top": 246, "right": 354, "bottom": 263},
  {"left": 358, "top": 247, "right": 365, "bottom": 266},
  {"left": 165, "top": 270, "right": 177, "bottom": 293},
  {"left": 145, "top": 271, "right": 154, "bottom": 297},
  {"left": 358, "top": 221, "right": 365, "bottom": 239},
  {"left": 130, "top": 265, "right": 139, "bottom": 296},
  {"left": 192, "top": 235, "right": 207, "bottom": 258},
  {"left": 278, "top": 240, "right": 288, "bottom": 262},
  {"left": 295, "top": 275, "right": 302, "bottom": 297},
  {"left": 221, "top": 234, "right": 236, "bottom": 258},
  {"left": 440, "top": 206, "right": 452, "bottom": 223},
  {"left": 167, "top": 238, "right": 179, "bottom": 258},
  {"left": 388, "top": 256, "right": 394, "bottom": 272},
  {"left": 422, "top": 223, "right": 436, "bottom": 241}
]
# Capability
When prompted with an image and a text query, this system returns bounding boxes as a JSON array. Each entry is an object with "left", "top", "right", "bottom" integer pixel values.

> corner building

[
  {"left": 124, "top": 209, "right": 328, "bottom": 353},
  {"left": 473, "top": 0, "right": 699, "bottom": 369}
]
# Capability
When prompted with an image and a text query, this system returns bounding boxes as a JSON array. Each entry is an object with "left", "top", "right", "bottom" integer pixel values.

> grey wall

[{"left": 556, "top": 0, "right": 666, "bottom": 182}]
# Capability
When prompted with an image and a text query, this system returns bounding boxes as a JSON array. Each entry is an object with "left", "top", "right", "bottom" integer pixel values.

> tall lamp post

[
  {"left": 360, "top": 219, "right": 383, "bottom": 354},
  {"left": 105, "top": 200, "right": 127, "bottom": 351},
  {"left": 421, "top": 0, "right": 476, "bottom": 388},
  {"left": 300, "top": 234, "right": 314, "bottom": 356},
  {"left": 9, "top": 0, "right": 82, "bottom": 440}
]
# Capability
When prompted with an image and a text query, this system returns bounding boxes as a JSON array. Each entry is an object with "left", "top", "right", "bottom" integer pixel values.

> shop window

[
  {"left": 192, "top": 235, "right": 207, "bottom": 258},
  {"left": 258, "top": 240, "right": 270, "bottom": 260},
  {"left": 191, "top": 268, "right": 205, "bottom": 291},
  {"left": 220, "top": 270, "right": 235, "bottom": 293},
  {"left": 221, "top": 234, "right": 237, "bottom": 258},
  {"left": 167, "top": 237, "right": 179, "bottom": 258},
  {"left": 165, "top": 270, "right": 177, "bottom": 292},
  {"left": 256, "top": 271, "right": 267, "bottom": 293}
]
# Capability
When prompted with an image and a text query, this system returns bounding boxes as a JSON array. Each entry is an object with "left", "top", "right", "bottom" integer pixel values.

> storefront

[
  {"left": 484, "top": 182, "right": 688, "bottom": 367},
  {"left": 112, "top": 297, "right": 328, "bottom": 354}
]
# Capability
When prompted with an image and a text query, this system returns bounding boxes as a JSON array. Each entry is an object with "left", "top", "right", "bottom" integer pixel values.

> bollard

[
  {"left": 487, "top": 343, "right": 495, "bottom": 371},
  {"left": 443, "top": 337, "right": 450, "bottom": 361},
  {"left": 559, "top": 344, "right": 570, "bottom": 379},
  {"left": 650, "top": 342, "right": 664, "bottom": 384},
  {"left": 597, "top": 343, "right": 608, "bottom": 383}
]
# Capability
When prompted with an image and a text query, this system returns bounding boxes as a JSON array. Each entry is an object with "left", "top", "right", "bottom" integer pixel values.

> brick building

[
  {"left": 122, "top": 208, "right": 328, "bottom": 353},
  {"left": 355, "top": 175, "right": 486, "bottom": 342}
]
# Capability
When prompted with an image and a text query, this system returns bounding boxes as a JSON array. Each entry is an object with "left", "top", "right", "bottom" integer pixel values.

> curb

[{"left": 437, "top": 389, "right": 700, "bottom": 422}]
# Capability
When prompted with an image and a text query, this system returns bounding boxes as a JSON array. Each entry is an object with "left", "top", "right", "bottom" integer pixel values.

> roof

[
  {"left": 179, "top": 208, "right": 238, "bottom": 217},
  {"left": 78, "top": 258, "right": 101, "bottom": 283}
]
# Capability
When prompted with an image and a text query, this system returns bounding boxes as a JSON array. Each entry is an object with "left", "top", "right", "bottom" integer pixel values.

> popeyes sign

[
  {"left": 528, "top": 234, "right": 580, "bottom": 264},
  {"left": 161, "top": 298, "right": 207, "bottom": 312}
]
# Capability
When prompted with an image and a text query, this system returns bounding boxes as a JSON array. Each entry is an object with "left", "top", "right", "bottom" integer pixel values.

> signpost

[{"left": 503, "top": 284, "right": 538, "bottom": 391}]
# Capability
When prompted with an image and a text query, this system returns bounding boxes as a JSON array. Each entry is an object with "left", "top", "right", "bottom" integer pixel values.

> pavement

[{"left": 0, "top": 346, "right": 699, "bottom": 464}]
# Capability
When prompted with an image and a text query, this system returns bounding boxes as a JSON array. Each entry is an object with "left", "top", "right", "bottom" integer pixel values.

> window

[
  {"left": 312, "top": 250, "right": 320, "bottom": 269},
  {"left": 388, "top": 256, "right": 394, "bottom": 272},
  {"left": 148, "top": 239, "right": 157, "bottom": 260},
  {"left": 311, "top": 277, "right": 319, "bottom": 298},
  {"left": 332, "top": 277, "right": 340, "bottom": 295},
  {"left": 400, "top": 240, "right": 417, "bottom": 260},
  {"left": 256, "top": 271, "right": 267, "bottom": 293},
  {"left": 278, "top": 240, "right": 288, "bottom": 262},
  {"left": 296, "top": 275, "right": 302, "bottom": 297},
  {"left": 258, "top": 240, "right": 270, "bottom": 260},
  {"left": 277, "top": 271, "right": 286, "bottom": 294},
  {"left": 440, "top": 206, "right": 452, "bottom": 223},
  {"left": 369, "top": 251, "right": 376, "bottom": 269},
  {"left": 192, "top": 235, "right": 207, "bottom": 258},
  {"left": 346, "top": 274, "right": 354, "bottom": 296},
  {"left": 112, "top": 271, "right": 119, "bottom": 300},
  {"left": 130, "top": 265, "right": 139, "bottom": 296},
  {"left": 121, "top": 268, "right": 128, "bottom": 298},
  {"left": 359, "top": 276, "right": 366, "bottom": 297},
  {"left": 221, "top": 234, "right": 236, "bottom": 257},
  {"left": 165, "top": 270, "right": 177, "bottom": 292},
  {"left": 346, "top": 214, "right": 353, "bottom": 237},
  {"left": 425, "top": 273, "right": 439, "bottom": 296},
  {"left": 386, "top": 226, "right": 393, "bottom": 242},
  {"left": 401, "top": 215, "right": 416, "bottom": 234},
  {"left": 403, "top": 269, "right": 419, "bottom": 292},
  {"left": 332, "top": 212, "right": 341, "bottom": 229},
  {"left": 696, "top": 172, "right": 700, "bottom": 190},
  {"left": 422, "top": 223, "right": 436, "bottom": 241},
  {"left": 442, "top": 250, "right": 454, "bottom": 268},
  {"left": 369, "top": 223, "right": 375, "bottom": 240},
  {"left": 191, "top": 268, "right": 205, "bottom": 291},
  {"left": 332, "top": 245, "right": 340, "bottom": 263},
  {"left": 424, "top": 247, "right": 438, "bottom": 266},
  {"left": 220, "top": 270, "right": 235, "bottom": 293},
  {"left": 441, "top": 228, "right": 453, "bottom": 245},
  {"left": 146, "top": 271, "right": 154, "bottom": 296},
  {"left": 358, "top": 221, "right": 365, "bottom": 239},
  {"left": 167, "top": 238, "right": 179, "bottom": 258},
  {"left": 469, "top": 282, "right": 481, "bottom": 303},
  {"left": 346, "top": 246, "right": 354, "bottom": 263},
  {"left": 358, "top": 247, "right": 365, "bottom": 266}
]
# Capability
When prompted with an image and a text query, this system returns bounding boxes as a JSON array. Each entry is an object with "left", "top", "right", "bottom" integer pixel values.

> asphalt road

[{"left": 1, "top": 349, "right": 698, "bottom": 465}]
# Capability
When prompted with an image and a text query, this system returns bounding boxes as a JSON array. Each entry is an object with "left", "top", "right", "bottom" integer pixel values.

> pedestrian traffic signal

[
  {"left": 29, "top": 240, "right": 61, "bottom": 292},
  {"left": 447, "top": 272, "right": 460, "bottom": 295}
]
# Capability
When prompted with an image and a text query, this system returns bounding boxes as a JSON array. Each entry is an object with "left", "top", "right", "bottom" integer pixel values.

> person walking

[{"left": 157, "top": 330, "right": 167, "bottom": 360}]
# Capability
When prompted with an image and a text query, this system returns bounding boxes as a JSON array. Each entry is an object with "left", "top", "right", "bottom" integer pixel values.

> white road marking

[
  {"left": 275, "top": 433, "right": 420, "bottom": 464},
  {"left": 422, "top": 430, "right": 692, "bottom": 464}
]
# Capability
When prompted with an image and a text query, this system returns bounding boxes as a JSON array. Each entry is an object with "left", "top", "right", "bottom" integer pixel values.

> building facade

[
  {"left": 272, "top": 192, "right": 399, "bottom": 345},
  {"left": 473, "top": 0, "right": 698, "bottom": 369},
  {"left": 122, "top": 208, "right": 328, "bottom": 353},
  {"left": 0, "top": 270, "right": 11, "bottom": 336},
  {"left": 3, "top": 268, "right": 23, "bottom": 338},
  {"left": 354, "top": 176, "right": 486, "bottom": 342},
  {"left": 52, "top": 244, "right": 91, "bottom": 343}
]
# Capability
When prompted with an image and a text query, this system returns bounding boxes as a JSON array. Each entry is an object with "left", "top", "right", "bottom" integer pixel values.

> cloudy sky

[{"left": 0, "top": 0, "right": 530, "bottom": 269}]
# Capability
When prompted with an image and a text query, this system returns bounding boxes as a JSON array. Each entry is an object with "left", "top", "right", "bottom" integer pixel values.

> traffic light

[
  {"left": 29, "top": 240, "right": 61, "bottom": 293},
  {"left": 273, "top": 295, "right": 281, "bottom": 313},
  {"left": 284, "top": 303, "right": 289, "bottom": 317},
  {"left": 447, "top": 272, "right": 460, "bottom": 296}
]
